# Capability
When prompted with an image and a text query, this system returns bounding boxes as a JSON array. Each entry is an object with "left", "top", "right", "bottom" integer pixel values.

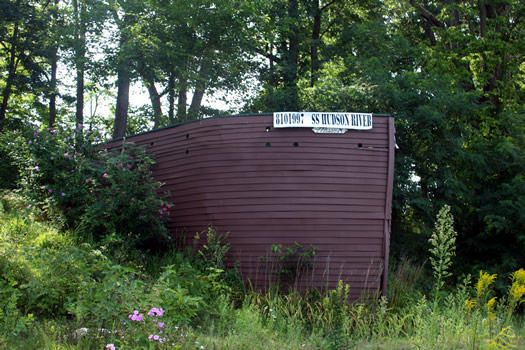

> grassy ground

[{"left": 1, "top": 193, "right": 524, "bottom": 349}]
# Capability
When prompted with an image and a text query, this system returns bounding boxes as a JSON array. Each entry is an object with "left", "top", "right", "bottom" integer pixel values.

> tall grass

[{"left": 1, "top": 193, "right": 524, "bottom": 349}]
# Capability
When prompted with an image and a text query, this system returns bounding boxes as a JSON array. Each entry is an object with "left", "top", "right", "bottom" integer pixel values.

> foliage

[
  {"left": 429, "top": 205, "right": 457, "bottom": 307},
  {"left": 5, "top": 122, "right": 171, "bottom": 250},
  {"left": 259, "top": 242, "right": 317, "bottom": 288}
]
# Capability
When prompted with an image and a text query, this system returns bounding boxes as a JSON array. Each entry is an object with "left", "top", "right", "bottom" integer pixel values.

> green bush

[{"left": 6, "top": 122, "right": 171, "bottom": 250}]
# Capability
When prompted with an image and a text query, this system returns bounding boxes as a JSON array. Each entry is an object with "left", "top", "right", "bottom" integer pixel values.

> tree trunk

[
  {"left": 113, "top": 64, "right": 131, "bottom": 139},
  {"left": 0, "top": 21, "right": 20, "bottom": 126},
  {"left": 73, "top": 0, "right": 86, "bottom": 127},
  {"left": 113, "top": 14, "right": 133, "bottom": 139},
  {"left": 144, "top": 77, "right": 163, "bottom": 129},
  {"left": 49, "top": 49, "right": 58, "bottom": 127},
  {"left": 284, "top": 0, "right": 299, "bottom": 110},
  {"left": 168, "top": 73, "right": 175, "bottom": 124},
  {"left": 188, "top": 60, "right": 210, "bottom": 118},
  {"left": 310, "top": 0, "right": 321, "bottom": 87}
]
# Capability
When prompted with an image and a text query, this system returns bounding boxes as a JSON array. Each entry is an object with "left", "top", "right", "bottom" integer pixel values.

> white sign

[
  {"left": 273, "top": 112, "right": 373, "bottom": 130},
  {"left": 312, "top": 128, "right": 348, "bottom": 134}
]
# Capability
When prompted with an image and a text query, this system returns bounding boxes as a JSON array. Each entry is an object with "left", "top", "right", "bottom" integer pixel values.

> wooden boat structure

[{"left": 115, "top": 113, "right": 395, "bottom": 299}]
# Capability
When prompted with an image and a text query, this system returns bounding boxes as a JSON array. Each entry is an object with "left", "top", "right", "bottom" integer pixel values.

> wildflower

[
  {"left": 41, "top": 185, "right": 47, "bottom": 189},
  {"left": 13, "top": 130, "right": 17, "bottom": 134},
  {"left": 103, "top": 173, "right": 109, "bottom": 178},
  {"left": 104, "top": 148, "right": 108, "bottom": 152},
  {"left": 149, "top": 335, "right": 154, "bottom": 339},
  {"left": 28, "top": 140, "right": 32, "bottom": 144},
  {"left": 167, "top": 204, "right": 171, "bottom": 209},
  {"left": 71, "top": 170, "right": 74, "bottom": 173},
  {"left": 128, "top": 164, "right": 132, "bottom": 168},
  {"left": 35, "top": 166, "right": 40, "bottom": 171},
  {"left": 78, "top": 123, "right": 83, "bottom": 129},
  {"left": 129, "top": 310, "right": 144, "bottom": 322},
  {"left": 148, "top": 308, "right": 164, "bottom": 317},
  {"left": 154, "top": 335, "right": 159, "bottom": 340},
  {"left": 94, "top": 136, "right": 99, "bottom": 141},
  {"left": 131, "top": 197, "right": 135, "bottom": 201},
  {"left": 158, "top": 322, "right": 164, "bottom": 328},
  {"left": 61, "top": 192, "right": 65, "bottom": 197},
  {"left": 122, "top": 191, "right": 125, "bottom": 195},
  {"left": 106, "top": 345, "right": 115, "bottom": 350},
  {"left": 476, "top": 270, "right": 497, "bottom": 299},
  {"left": 108, "top": 136, "right": 113, "bottom": 140},
  {"left": 33, "top": 132, "right": 38, "bottom": 137},
  {"left": 87, "top": 178, "right": 92, "bottom": 182},
  {"left": 119, "top": 163, "right": 123, "bottom": 167},
  {"left": 27, "top": 204, "right": 32, "bottom": 208},
  {"left": 64, "top": 153, "right": 68, "bottom": 158},
  {"left": 49, "top": 189, "right": 53, "bottom": 193},
  {"left": 50, "top": 157, "right": 54, "bottom": 160}
]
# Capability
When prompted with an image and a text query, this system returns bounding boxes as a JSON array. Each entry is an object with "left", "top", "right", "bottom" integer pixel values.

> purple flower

[
  {"left": 131, "top": 197, "right": 135, "bottom": 201},
  {"left": 41, "top": 185, "right": 47, "bottom": 189},
  {"left": 71, "top": 170, "right": 75, "bottom": 173},
  {"left": 108, "top": 136, "right": 113, "bottom": 140},
  {"left": 94, "top": 136, "right": 99, "bottom": 141},
  {"left": 49, "top": 189, "right": 53, "bottom": 193},
  {"left": 128, "top": 164, "right": 132, "bottom": 169},
  {"left": 61, "top": 192, "right": 65, "bottom": 197},
  {"left": 148, "top": 308, "right": 165, "bottom": 317},
  {"left": 158, "top": 322, "right": 164, "bottom": 328},
  {"left": 78, "top": 124, "right": 83, "bottom": 129},
  {"left": 33, "top": 133, "right": 38, "bottom": 137},
  {"left": 129, "top": 310, "right": 144, "bottom": 321},
  {"left": 28, "top": 140, "right": 32, "bottom": 144},
  {"left": 13, "top": 130, "right": 17, "bottom": 134}
]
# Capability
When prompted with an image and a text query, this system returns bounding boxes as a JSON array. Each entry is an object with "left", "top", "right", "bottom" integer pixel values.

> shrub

[{"left": 6, "top": 122, "right": 171, "bottom": 250}]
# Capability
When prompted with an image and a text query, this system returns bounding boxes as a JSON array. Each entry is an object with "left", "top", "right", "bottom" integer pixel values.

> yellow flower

[
  {"left": 465, "top": 299, "right": 476, "bottom": 312},
  {"left": 511, "top": 268, "right": 525, "bottom": 285},
  {"left": 510, "top": 284, "right": 525, "bottom": 304},
  {"left": 476, "top": 270, "right": 497, "bottom": 299}
]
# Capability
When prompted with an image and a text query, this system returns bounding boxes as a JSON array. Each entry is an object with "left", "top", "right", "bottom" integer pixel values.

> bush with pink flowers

[{"left": 6, "top": 122, "right": 171, "bottom": 250}]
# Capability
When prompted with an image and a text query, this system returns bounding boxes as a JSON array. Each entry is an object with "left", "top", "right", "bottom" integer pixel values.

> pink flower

[
  {"left": 119, "top": 163, "right": 123, "bottom": 168},
  {"left": 64, "top": 153, "right": 68, "bottom": 158},
  {"left": 103, "top": 173, "right": 108, "bottom": 178},
  {"left": 158, "top": 322, "right": 164, "bottom": 328},
  {"left": 28, "top": 140, "right": 32, "bottom": 144},
  {"left": 149, "top": 335, "right": 154, "bottom": 339},
  {"left": 131, "top": 197, "right": 135, "bottom": 201},
  {"left": 106, "top": 344, "right": 115, "bottom": 350},
  {"left": 153, "top": 335, "right": 159, "bottom": 340},
  {"left": 35, "top": 166, "right": 40, "bottom": 171},
  {"left": 128, "top": 164, "right": 132, "bottom": 169},
  {"left": 87, "top": 178, "right": 92, "bottom": 182},
  {"left": 27, "top": 204, "right": 32, "bottom": 208},
  {"left": 49, "top": 189, "right": 53, "bottom": 193}
]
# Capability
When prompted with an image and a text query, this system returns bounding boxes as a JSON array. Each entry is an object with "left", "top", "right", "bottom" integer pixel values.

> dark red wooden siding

[{"left": 118, "top": 113, "right": 394, "bottom": 299}]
